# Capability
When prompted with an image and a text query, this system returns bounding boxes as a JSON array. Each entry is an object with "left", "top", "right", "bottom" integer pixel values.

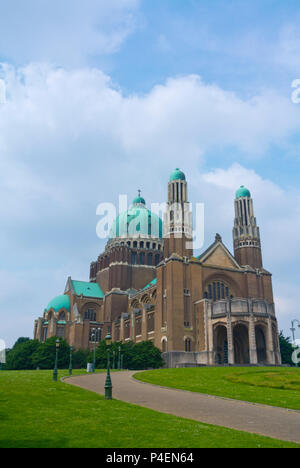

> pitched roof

[
  {"left": 142, "top": 277, "right": 157, "bottom": 291},
  {"left": 197, "top": 234, "right": 241, "bottom": 270},
  {"left": 67, "top": 278, "right": 104, "bottom": 299}
]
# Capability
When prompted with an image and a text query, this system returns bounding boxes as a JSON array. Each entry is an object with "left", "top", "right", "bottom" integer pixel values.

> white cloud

[
  {"left": 0, "top": 63, "right": 299, "bottom": 345},
  {"left": 0, "top": 0, "right": 140, "bottom": 66}
]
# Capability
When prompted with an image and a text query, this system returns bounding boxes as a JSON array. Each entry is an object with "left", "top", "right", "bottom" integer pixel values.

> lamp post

[
  {"left": 53, "top": 339, "right": 60, "bottom": 382},
  {"left": 69, "top": 345, "right": 73, "bottom": 376},
  {"left": 104, "top": 332, "right": 113, "bottom": 400},
  {"left": 118, "top": 345, "right": 121, "bottom": 371},
  {"left": 291, "top": 319, "right": 300, "bottom": 367},
  {"left": 91, "top": 328, "right": 98, "bottom": 373}
]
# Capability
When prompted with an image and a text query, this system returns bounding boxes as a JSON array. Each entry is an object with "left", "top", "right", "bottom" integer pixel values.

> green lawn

[
  {"left": 134, "top": 367, "right": 300, "bottom": 410},
  {"left": 0, "top": 370, "right": 298, "bottom": 448}
]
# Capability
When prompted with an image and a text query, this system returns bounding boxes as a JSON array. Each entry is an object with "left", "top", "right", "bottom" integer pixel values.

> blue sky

[{"left": 0, "top": 0, "right": 300, "bottom": 347}]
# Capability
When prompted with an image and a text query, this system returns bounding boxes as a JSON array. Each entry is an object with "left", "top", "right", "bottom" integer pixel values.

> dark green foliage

[
  {"left": 94, "top": 340, "right": 163, "bottom": 370},
  {"left": 32, "top": 337, "right": 70, "bottom": 370},
  {"left": 4, "top": 336, "right": 163, "bottom": 371},
  {"left": 5, "top": 339, "right": 40, "bottom": 370},
  {"left": 279, "top": 331, "right": 295, "bottom": 366},
  {"left": 72, "top": 349, "right": 90, "bottom": 369},
  {"left": 13, "top": 337, "right": 31, "bottom": 347}
]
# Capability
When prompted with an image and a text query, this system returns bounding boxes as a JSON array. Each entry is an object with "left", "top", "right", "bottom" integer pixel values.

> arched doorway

[
  {"left": 233, "top": 324, "right": 249, "bottom": 364},
  {"left": 214, "top": 325, "right": 228, "bottom": 365},
  {"left": 255, "top": 326, "right": 267, "bottom": 364}
]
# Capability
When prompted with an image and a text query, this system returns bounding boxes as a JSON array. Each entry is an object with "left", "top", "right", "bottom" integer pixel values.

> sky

[{"left": 1, "top": 0, "right": 300, "bottom": 347}]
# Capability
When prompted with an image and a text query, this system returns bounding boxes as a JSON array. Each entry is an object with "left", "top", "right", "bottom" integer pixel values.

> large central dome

[{"left": 110, "top": 196, "right": 163, "bottom": 239}]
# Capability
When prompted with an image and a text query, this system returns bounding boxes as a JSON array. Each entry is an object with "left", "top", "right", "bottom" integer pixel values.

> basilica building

[{"left": 34, "top": 169, "right": 282, "bottom": 367}]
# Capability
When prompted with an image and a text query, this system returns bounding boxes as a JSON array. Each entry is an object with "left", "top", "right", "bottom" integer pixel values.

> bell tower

[
  {"left": 164, "top": 168, "right": 193, "bottom": 258},
  {"left": 233, "top": 186, "right": 263, "bottom": 269}
]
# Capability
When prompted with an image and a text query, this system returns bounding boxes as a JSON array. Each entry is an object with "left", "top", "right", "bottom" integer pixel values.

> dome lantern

[
  {"left": 236, "top": 185, "right": 251, "bottom": 199},
  {"left": 169, "top": 168, "right": 186, "bottom": 182}
]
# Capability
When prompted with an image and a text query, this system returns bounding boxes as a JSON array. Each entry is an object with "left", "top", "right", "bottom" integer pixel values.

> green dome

[
  {"left": 132, "top": 196, "right": 146, "bottom": 206},
  {"left": 236, "top": 186, "right": 251, "bottom": 199},
  {"left": 110, "top": 199, "right": 163, "bottom": 239},
  {"left": 170, "top": 168, "right": 186, "bottom": 182},
  {"left": 46, "top": 295, "right": 70, "bottom": 313}
]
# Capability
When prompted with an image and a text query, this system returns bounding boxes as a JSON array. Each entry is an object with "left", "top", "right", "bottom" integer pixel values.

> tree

[
  {"left": 73, "top": 349, "right": 90, "bottom": 369},
  {"left": 93, "top": 340, "right": 163, "bottom": 370},
  {"left": 32, "top": 337, "right": 70, "bottom": 370},
  {"left": 13, "top": 337, "right": 31, "bottom": 347},
  {"left": 5, "top": 339, "right": 40, "bottom": 370},
  {"left": 279, "top": 331, "right": 295, "bottom": 366}
]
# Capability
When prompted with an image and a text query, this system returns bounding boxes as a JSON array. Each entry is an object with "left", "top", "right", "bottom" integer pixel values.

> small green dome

[
  {"left": 46, "top": 295, "right": 70, "bottom": 313},
  {"left": 132, "top": 196, "right": 146, "bottom": 206},
  {"left": 236, "top": 186, "right": 251, "bottom": 199},
  {"left": 170, "top": 168, "right": 186, "bottom": 182}
]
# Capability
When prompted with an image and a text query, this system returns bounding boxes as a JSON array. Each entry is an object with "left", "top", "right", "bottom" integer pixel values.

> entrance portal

[{"left": 233, "top": 324, "right": 249, "bottom": 364}]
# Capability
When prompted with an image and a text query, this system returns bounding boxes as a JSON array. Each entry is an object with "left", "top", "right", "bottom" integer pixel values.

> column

[
  {"left": 141, "top": 308, "right": 148, "bottom": 341},
  {"left": 266, "top": 317, "right": 276, "bottom": 365},
  {"left": 226, "top": 300, "right": 234, "bottom": 365},
  {"left": 248, "top": 300, "right": 258, "bottom": 365}
]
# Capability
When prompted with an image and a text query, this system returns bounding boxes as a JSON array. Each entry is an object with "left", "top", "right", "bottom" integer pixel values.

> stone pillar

[
  {"left": 142, "top": 308, "right": 148, "bottom": 341},
  {"left": 226, "top": 300, "right": 234, "bottom": 365},
  {"left": 248, "top": 300, "right": 258, "bottom": 365},
  {"left": 131, "top": 312, "right": 136, "bottom": 342},
  {"left": 111, "top": 322, "right": 116, "bottom": 342},
  {"left": 120, "top": 315, "right": 125, "bottom": 342},
  {"left": 266, "top": 317, "right": 276, "bottom": 365},
  {"left": 206, "top": 302, "right": 214, "bottom": 365}
]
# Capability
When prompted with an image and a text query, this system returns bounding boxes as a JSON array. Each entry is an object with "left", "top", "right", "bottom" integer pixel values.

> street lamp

[
  {"left": 112, "top": 350, "right": 115, "bottom": 370},
  {"left": 104, "top": 331, "right": 113, "bottom": 400},
  {"left": 91, "top": 328, "right": 98, "bottom": 373},
  {"left": 69, "top": 345, "right": 73, "bottom": 376},
  {"left": 53, "top": 339, "right": 60, "bottom": 382},
  {"left": 118, "top": 345, "right": 121, "bottom": 371}
]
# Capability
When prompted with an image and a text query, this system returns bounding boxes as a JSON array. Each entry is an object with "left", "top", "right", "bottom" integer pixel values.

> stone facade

[{"left": 34, "top": 172, "right": 282, "bottom": 367}]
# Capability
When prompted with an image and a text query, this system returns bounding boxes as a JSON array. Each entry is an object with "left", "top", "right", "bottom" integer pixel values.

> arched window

[
  {"left": 185, "top": 338, "right": 191, "bottom": 352},
  {"left": 147, "top": 253, "right": 153, "bottom": 266},
  {"left": 155, "top": 254, "right": 160, "bottom": 266},
  {"left": 204, "top": 281, "right": 233, "bottom": 301},
  {"left": 140, "top": 252, "right": 145, "bottom": 265},
  {"left": 131, "top": 252, "right": 137, "bottom": 265},
  {"left": 58, "top": 312, "right": 66, "bottom": 321},
  {"left": 84, "top": 309, "right": 96, "bottom": 321},
  {"left": 89, "top": 328, "right": 101, "bottom": 342}
]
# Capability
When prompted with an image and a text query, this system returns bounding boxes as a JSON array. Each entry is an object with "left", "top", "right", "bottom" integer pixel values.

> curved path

[{"left": 65, "top": 371, "right": 300, "bottom": 444}]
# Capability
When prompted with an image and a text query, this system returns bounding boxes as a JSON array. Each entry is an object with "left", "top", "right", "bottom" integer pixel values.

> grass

[
  {"left": 134, "top": 367, "right": 300, "bottom": 410},
  {"left": 0, "top": 369, "right": 299, "bottom": 448}
]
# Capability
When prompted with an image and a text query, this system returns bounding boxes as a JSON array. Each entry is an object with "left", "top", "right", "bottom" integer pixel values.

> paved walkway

[{"left": 65, "top": 371, "right": 300, "bottom": 444}]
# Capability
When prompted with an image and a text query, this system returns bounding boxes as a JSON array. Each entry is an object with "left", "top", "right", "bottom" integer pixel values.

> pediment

[{"left": 199, "top": 241, "right": 241, "bottom": 270}]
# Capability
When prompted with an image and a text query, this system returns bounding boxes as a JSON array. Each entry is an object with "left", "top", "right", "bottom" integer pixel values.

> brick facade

[{"left": 34, "top": 172, "right": 282, "bottom": 367}]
